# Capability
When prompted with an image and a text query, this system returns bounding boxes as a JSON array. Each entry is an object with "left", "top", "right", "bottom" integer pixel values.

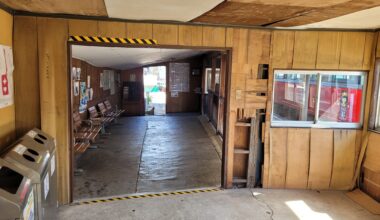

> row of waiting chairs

[{"left": 73, "top": 100, "right": 124, "bottom": 154}]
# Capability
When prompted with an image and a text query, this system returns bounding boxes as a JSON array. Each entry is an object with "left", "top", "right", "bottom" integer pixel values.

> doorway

[
  {"left": 143, "top": 66, "right": 167, "bottom": 115},
  {"left": 68, "top": 44, "right": 230, "bottom": 201}
]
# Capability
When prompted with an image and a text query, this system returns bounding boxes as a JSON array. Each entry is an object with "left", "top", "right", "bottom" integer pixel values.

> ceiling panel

[
  {"left": 0, "top": 0, "right": 107, "bottom": 16},
  {"left": 294, "top": 6, "right": 380, "bottom": 29},
  {"left": 72, "top": 46, "right": 210, "bottom": 70},
  {"left": 104, "top": 0, "right": 222, "bottom": 21},
  {"left": 193, "top": 0, "right": 380, "bottom": 27},
  {"left": 272, "top": 0, "right": 380, "bottom": 27}
]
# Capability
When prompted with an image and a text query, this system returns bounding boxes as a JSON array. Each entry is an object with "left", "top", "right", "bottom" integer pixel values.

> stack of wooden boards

[{"left": 73, "top": 100, "right": 124, "bottom": 154}]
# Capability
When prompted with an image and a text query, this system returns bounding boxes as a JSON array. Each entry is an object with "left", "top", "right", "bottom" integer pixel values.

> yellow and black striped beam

[
  {"left": 72, "top": 188, "right": 221, "bottom": 206},
  {"left": 69, "top": 36, "right": 158, "bottom": 45}
]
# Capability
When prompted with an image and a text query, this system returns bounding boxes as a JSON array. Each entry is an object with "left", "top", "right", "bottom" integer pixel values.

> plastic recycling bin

[
  {"left": 0, "top": 158, "right": 36, "bottom": 220},
  {"left": 2, "top": 132, "right": 57, "bottom": 220}
]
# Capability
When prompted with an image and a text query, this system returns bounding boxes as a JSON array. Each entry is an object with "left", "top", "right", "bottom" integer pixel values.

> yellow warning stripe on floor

[
  {"left": 69, "top": 36, "right": 158, "bottom": 45},
  {"left": 72, "top": 188, "right": 221, "bottom": 206}
]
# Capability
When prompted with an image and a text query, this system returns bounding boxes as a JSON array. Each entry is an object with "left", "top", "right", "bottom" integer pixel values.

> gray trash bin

[
  {"left": 22, "top": 128, "right": 58, "bottom": 219},
  {"left": 2, "top": 135, "right": 55, "bottom": 220},
  {"left": 0, "top": 158, "right": 36, "bottom": 220}
]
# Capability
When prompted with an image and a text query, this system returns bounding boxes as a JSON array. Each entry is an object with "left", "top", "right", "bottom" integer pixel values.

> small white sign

[
  {"left": 44, "top": 174, "right": 49, "bottom": 199},
  {"left": 13, "top": 144, "right": 27, "bottom": 155},
  {"left": 27, "top": 130, "right": 37, "bottom": 138},
  {"left": 50, "top": 155, "right": 55, "bottom": 176}
]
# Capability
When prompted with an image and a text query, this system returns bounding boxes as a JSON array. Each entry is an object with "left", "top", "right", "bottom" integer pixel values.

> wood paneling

[
  {"left": 330, "top": 130, "right": 356, "bottom": 190},
  {"left": 202, "top": 26, "right": 226, "bottom": 48},
  {"left": 37, "top": 17, "right": 70, "bottom": 203},
  {"left": 316, "top": 32, "right": 342, "bottom": 69},
  {"left": 0, "top": 9, "right": 15, "bottom": 151},
  {"left": 98, "top": 21, "right": 127, "bottom": 38},
  {"left": 271, "top": 31, "right": 295, "bottom": 68},
  {"left": 308, "top": 129, "right": 333, "bottom": 189},
  {"left": 153, "top": 24, "right": 178, "bottom": 45},
  {"left": 285, "top": 128, "right": 310, "bottom": 189},
  {"left": 292, "top": 31, "right": 318, "bottom": 69},
  {"left": 126, "top": 23, "right": 153, "bottom": 39},
  {"left": 14, "top": 16, "right": 40, "bottom": 137},
  {"left": 268, "top": 128, "right": 287, "bottom": 188},
  {"left": 339, "top": 32, "right": 366, "bottom": 70},
  {"left": 248, "top": 30, "right": 271, "bottom": 78},
  {"left": 11, "top": 16, "right": 377, "bottom": 203},
  {"left": 363, "top": 32, "right": 375, "bottom": 70},
  {"left": 68, "top": 19, "right": 98, "bottom": 36},
  {"left": 178, "top": 25, "right": 203, "bottom": 46}
]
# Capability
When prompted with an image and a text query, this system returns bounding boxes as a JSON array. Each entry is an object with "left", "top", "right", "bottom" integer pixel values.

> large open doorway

[
  {"left": 69, "top": 44, "right": 230, "bottom": 201},
  {"left": 143, "top": 66, "right": 167, "bottom": 115}
]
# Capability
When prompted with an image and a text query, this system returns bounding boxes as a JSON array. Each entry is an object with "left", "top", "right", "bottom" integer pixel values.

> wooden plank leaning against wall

[
  {"left": 264, "top": 30, "right": 375, "bottom": 190},
  {"left": 12, "top": 15, "right": 376, "bottom": 204},
  {"left": 0, "top": 9, "right": 15, "bottom": 151}
]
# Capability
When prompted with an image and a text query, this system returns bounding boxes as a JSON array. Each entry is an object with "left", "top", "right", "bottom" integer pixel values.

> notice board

[{"left": 169, "top": 63, "right": 190, "bottom": 92}]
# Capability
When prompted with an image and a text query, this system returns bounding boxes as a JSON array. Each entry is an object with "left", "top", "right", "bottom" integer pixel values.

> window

[{"left": 272, "top": 70, "right": 366, "bottom": 128}]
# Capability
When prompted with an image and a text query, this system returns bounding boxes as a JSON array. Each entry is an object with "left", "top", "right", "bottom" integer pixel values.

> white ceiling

[
  {"left": 295, "top": 6, "right": 380, "bottom": 29},
  {"left": 104, "top": 0, "right": 223, "bottom": 21},
  {"left": 72, "top": 45, "right": 210, "bottom": 70}
]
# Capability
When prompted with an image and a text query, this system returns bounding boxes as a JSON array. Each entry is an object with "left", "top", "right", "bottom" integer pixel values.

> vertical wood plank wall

[
  {"left": 264, "top": 31, "right": 374, "bottom": 190},
  {"left": 12, "top": 16, "right": 376, "bottom": 203},
  {"left": 0, "top": 9, "right": 15, "bottom": 151},
  {"left": 362, "top": 33, "right": 380, "bottom": 202}
]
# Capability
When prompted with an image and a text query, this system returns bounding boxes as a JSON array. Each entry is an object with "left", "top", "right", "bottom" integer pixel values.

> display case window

[{"left": 272, "top": 70, "right": 366, "bottom": 128}]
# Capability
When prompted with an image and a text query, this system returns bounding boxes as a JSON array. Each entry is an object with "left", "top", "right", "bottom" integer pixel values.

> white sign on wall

[{"left": 0, "top": 45, "right": 14, "bottom": 109}]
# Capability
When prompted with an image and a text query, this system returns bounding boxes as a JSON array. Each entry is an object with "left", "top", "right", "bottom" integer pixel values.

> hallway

[{"left": 73, "top": 114, "right": 222, "bottom": 200}]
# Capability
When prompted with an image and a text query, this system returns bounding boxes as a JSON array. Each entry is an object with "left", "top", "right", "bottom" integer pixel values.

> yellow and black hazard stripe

[
  {"left": 72, "top": 188, "right": 221, "bottom": 206},
  {"left": 69, "top": 36, "right": 158, "bottom": 45}
]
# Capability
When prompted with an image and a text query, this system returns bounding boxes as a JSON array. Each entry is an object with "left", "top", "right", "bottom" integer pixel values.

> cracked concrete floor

[
  {"left": 73, "top": 114, "right": 221, "bottom": 200},
  {"left": 59, "top": 189, "right": 379, "bottom": 220}
]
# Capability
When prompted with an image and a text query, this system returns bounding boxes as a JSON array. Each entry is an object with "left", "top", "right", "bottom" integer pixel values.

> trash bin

[
  {"left": 2, "top": 134, "right": 56, "bottom": 220},
  {"left": 0, "top": 158, "right": 36, "bottom": 220},
  {"left": 23, "top": 128, "right": 58, "bottom": 219}
]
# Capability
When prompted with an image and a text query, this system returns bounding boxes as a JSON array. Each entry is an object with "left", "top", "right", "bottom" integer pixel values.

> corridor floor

[{"left": 73, "top": 114, "right": 222, "bottom": 200}]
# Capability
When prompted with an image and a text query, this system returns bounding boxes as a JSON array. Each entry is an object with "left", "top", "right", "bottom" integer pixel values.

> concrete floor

[
  {"left": 59, "top": 188, "right": 379, "bottom": 220},
  {"left": 73, "top": 114, "right": 221, "bottom": 200}
]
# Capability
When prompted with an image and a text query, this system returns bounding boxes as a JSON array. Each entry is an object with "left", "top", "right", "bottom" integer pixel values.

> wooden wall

[
  {"left": 121, "top": 55, "right": 204, "bottom": 114},
  {"left": 0, "top": 9, "right": 15, "bottom": 151},
  {"left": 361, "top": 33, "right": 380, "bottom": 202},
  {"left": 71, "top": 58, "right": 121, "bottom": 119},
  {"left": 12, "top": 15, "right": 376, "bottom": 204},
  {"left": 264, "top": 31, "right": 375, "bottom": 190},
  {"left": 121, "top": 67, "right": 145, "bottom": 116},
  {"left": 166, "top": 56, "right": 203, "bottom": 113}
]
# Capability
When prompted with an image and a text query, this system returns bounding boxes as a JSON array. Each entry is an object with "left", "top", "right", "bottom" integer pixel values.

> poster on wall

[
  {"left": 100, "top": 72, "right": 104, "bottom": 88},
  {"left": 169, "top": 63, "right": 190, "bottom": 92},
  {"left": 0, "top": 45, "right": 14, "bottom": 109},
  {"left": 87, "top": 88, "right": 94, "bottom": 101},
  {"left": 103, "top": 70, "right": 112, "bottom": 91},
  {"left": 79, "top": 82, "right": 88, "bottom": 113},
  {"left": 110, "top": 71, "right": 115, "bottom": 95},
  {"left": 73, "top": 81, "right": 79, "bottom": 96},
  {"left": 87, "top": 75, "right": 91, "bottom": 88}
]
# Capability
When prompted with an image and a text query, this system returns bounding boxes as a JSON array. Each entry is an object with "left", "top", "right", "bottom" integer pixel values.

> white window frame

[{"left": 271, "top": 69, "right": 367, "bottom": 129}]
